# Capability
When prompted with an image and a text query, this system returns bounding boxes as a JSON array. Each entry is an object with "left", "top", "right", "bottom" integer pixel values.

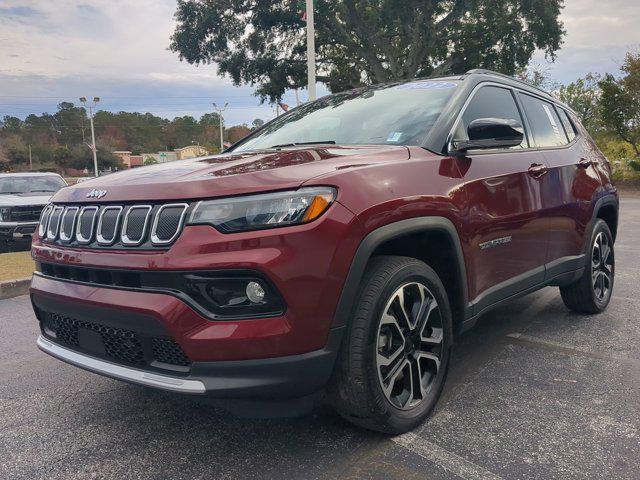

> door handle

[
  {"left": 527, "top": 163, "right": 548, "bottom": 177},
  {"left": 578, "top": 157, "right": 593, "bottom": 168}
]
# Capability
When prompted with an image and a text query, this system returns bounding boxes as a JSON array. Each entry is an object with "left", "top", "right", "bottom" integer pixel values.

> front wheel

[
  {"left": 560, "top": 219, "right": 615, "bottom": 314},
  {"left": 328, "top": 256, "right": 452, "bottom": 434}
]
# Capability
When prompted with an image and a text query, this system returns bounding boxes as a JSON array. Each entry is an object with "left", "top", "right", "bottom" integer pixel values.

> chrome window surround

[
  {"left": 121, "top": 205, "right": 153, "bottom": 246},
  {"left": 150, "top": 203, "right": 189, "bottom": 246},
  {"left": 46, "top": 206, "right": 64, "bottom": 240},
  {"left": 446, "top": 81, "right": 581, "bottom": 154},
  {"left": 38, "top": 205, "right": 53, "bottom": 237},
  {"left": 75, "top": 206, "right": 99, "bottom": 244},
  {"left": 58, "top": 206, "right": 79, "bottom": 243},
  {"left": 96, "top": 205, "right": 123, "bottom": 246}
]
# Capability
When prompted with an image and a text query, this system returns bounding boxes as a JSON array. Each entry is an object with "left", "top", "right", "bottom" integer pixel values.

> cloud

[
  {"left": 534, "top": 0, "right": 640, "bottom": 82},
  {"left": 0, "top": 0, "right": 638, "bottom": 124}
]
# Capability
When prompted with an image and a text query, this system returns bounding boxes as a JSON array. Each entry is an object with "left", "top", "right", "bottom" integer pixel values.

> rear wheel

[
  {"left": 328, "top": 256, "right": 452, "bottom": 434},
  {"left": 560, "top": 219, "right": 615, "bottom": 314}
]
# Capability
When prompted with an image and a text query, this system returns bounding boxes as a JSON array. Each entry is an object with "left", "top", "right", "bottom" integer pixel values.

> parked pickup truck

[{"left": 0, "top": 173, "right": 67, "bottom": 252}]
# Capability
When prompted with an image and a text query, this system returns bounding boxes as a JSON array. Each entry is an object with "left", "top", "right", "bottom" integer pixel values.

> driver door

[{"left": 456, "top": 85, "right": 550, "bottom": 312}]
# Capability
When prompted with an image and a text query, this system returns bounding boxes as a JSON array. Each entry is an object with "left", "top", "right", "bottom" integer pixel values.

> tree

[
  {"left": 170, "top": 0, "right": 565, "bottom": 101},
  {"left": 599, "top": 52, "right": 640, "bottom": 158},
  {"left": 557, "top": 73, "right": 602, "bottom": 134},
  {"left": 252, "top": 118, "right": 265, "bottom": 130},
  {"left": 144, "top": 156, "right": 158, "bottom": 166}
]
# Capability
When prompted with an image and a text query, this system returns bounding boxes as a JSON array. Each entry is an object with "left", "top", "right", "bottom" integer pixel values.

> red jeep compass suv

[{"left": 31, "top": 70, "right": 618, "bottom": 433}]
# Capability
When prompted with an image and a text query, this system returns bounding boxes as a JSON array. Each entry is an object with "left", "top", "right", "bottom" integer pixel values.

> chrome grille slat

[
  {"left": 122, "top": 205, "right": 152, "bottom": 246},
  {"left": 59, "top": 207, "right": 79, "bottom": 243},
  {"left": 38, "top": 205, "right": 53, "bottom": 237},
  {"left": 150, "top": 203, "right": 189, "bottom": 246},
  {"left": 76, "top": 206, "right": 98, "bottom": 244},
  {"left": 96, "top": 206, "right": 123, "bottom": 245},
  {"left": 46, "top": 206, "right": 64, "bottom": 240}
]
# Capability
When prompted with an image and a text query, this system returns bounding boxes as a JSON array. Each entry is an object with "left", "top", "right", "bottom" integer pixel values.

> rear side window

[
  {"left": 456, "top": 86, "right": 527, "bottom": 149},
  {"left": 557, "top": 109, "right": 577, "bottom": 142},
  {"left": 519, "top": 94, "right": 568, "bottom": 147}
]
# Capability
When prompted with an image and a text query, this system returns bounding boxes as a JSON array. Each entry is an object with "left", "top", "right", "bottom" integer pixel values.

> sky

[{"left": 0, "top": 0, "right": 639, "bottom": 125}]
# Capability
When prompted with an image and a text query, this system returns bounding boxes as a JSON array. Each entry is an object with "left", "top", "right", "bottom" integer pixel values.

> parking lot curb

[{"left": 0, "top": 277, "right": 31, "bottom": 300}]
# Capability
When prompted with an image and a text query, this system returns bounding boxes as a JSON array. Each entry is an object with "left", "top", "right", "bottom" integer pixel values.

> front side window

[
  {"left": 232, "top": 80, "right": 459, "bottom": 152},
  {"left": 519, "top": 94, "right": 568, "bottom": 147},
  {"left": 455, "top": 85, "right": 528, "bottom": 149},
  {"left": 0, "top": 175, "right": 66, "bottom": 195}
]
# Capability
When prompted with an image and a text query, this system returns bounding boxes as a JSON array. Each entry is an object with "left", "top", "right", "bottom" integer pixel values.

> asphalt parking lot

[{"left": 1, "top": 196, "right": 638, "bottom": 480}]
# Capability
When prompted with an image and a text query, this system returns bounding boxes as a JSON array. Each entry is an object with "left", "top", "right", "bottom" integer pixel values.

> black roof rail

[{"left": 464, "top": 68, "right": 556, "bottom": 100}]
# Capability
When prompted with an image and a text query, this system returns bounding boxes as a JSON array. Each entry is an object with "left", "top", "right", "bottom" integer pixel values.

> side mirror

[{"left": 450, "top": 118, "right": 524, "bottom": 154}]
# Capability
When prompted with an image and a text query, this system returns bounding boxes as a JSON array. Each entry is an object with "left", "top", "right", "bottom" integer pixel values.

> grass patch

[{"left": 0, "top": 251, "right": 35, "bottom": 282}]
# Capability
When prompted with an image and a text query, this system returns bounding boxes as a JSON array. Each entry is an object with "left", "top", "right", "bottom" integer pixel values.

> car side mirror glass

[{"left": 450, "top": 118, "right": 524, "bottom": 155}]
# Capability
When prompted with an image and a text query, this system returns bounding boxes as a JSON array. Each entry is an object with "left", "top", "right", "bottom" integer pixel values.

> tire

[
  {"left": 560, "top": 219, "right": 615, "bottom": 314},
  {"left": 328, "top": 255, "right": 453, "bottom": 434}
]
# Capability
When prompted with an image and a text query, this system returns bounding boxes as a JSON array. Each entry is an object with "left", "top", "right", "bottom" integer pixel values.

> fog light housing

[
  {"left": 246, "top": 281, "right": 265, "bottom": 303},
  {"left": 184, "top": 272, "right": 285, "bottom": 319}
]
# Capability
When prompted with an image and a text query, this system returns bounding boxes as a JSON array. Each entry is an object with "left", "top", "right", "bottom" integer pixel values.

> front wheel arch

[{"left": 331, "top": 217, "right": 470, "bottom": 335}]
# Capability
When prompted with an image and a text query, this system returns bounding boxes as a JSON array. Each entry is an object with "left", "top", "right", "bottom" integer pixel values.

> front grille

[
  {"left": 9, "top": 205, "right": 45, "bottom": 222},
  {"left": 39, "top": 202, "right": 189, "bottom": 249},
  {"left": 40, "top": 311, "right": 191, "bottom": 370}
]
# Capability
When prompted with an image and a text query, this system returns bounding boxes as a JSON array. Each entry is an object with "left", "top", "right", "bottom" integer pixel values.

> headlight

[
  {"left": 188, "top": 187, "right": 336, "bottom": 233},
  {"left": 0, "top": 207, "right": 10, "bottom": 222}
]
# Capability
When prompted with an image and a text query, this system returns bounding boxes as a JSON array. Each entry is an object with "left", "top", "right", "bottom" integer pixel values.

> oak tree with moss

[{"left": 170, "top": 0, "right": 565, "bottom": 102}]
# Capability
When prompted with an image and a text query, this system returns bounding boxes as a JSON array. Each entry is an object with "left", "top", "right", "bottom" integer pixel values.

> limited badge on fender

[{"left": 479, "top": 236, "right": 512, "bottom": 250}]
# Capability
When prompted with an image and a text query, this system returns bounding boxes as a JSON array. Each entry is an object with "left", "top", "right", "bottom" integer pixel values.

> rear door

[
  {"left": 455, "top": 85, "right": 550, "bottom": 312},
  {"left": 517, "top": 94, "right": 600, "bottom": 277}
]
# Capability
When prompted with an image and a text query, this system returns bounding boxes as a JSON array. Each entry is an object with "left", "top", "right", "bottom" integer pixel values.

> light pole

[
  {"left": 213, "top": 102, "right": 228, "bottom": 152},
  {"left": 306, "top": 0, "right": 316, "bottom": 101},
  {"left": 79, "top": 96, "right": 100, "bottom": 177}
]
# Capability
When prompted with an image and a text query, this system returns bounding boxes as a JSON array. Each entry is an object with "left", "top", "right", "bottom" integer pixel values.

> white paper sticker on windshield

[
  {"left": 387, "top": 132, "right": 403, "bottom": 142},
  {"left": 542, "top": 104, "right": 562, "bottom": 137}
]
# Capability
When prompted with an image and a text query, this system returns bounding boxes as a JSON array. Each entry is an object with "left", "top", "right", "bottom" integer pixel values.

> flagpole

[{"left": 306, "top": 0, "right": 316, "bottom": 101}]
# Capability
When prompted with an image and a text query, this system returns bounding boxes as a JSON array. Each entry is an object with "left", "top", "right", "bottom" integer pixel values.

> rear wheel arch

[
  {"left": 332, "top": 217, "right": 470, "bottom": 335},
  {"left": 594, "top": 199, "right": 618, "bottom": 242}
]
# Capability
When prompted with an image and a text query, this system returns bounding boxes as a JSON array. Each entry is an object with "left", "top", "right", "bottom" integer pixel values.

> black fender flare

[
  {"left": 591, "top": 193, "right": 619, "bottom": 239},
  {"left": 330, "top": 216, "right": 470, "bottom": 330}
]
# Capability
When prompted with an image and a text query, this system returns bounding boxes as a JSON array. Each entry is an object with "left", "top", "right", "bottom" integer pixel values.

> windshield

[
  {"left": 233, "top": 80, "right": 458, "bottom": 152},
  {"left": 0, "top": 175, "right": 66, "bottom": 195}
]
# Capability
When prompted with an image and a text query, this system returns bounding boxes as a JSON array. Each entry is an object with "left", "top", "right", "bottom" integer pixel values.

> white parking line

[{"left": 392, "top": 432, "right": 504, "bottom": 480}]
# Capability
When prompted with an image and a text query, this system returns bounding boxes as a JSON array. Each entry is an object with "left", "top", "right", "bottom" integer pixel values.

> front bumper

[
  {"left": 37, "top": 326, "right": 343, "bottom": 398},
  {"left": 0, "top": 221, "right": 37, "bottom": 242}
]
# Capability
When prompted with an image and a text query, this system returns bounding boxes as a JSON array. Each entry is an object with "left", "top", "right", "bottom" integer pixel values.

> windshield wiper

[
  {"left": 269, "top": 140, "right": 336, "bottom": 149},
  {"left": 29, "top": 190, "right": 57, "bottom": 193},
  {"left": 0, "top": 191, "right": 22, "bottom": 195}
]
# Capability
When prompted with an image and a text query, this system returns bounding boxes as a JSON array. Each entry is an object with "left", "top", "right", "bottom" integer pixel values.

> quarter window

[
  {"left": 557, "top": 108, "right": 577, "bottom": 142},
  {"left": 455, "top": 86, "right": 528, "bottom": 149},
  {"left": 519, "top": 94, "right": 568, "bottom": 147}
]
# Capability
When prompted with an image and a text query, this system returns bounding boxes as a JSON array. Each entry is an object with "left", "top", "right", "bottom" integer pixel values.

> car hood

[
  {"left": 52, "top": 145, "right": 410, "bottom": 203},
  {"left": 0, "top": 192, "right": 54, "bottom": 207}
]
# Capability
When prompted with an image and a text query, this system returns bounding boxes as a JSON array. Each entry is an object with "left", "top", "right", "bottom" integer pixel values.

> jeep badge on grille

[{"left": 86, "top": 189, "right": 107, "bottom": 199}]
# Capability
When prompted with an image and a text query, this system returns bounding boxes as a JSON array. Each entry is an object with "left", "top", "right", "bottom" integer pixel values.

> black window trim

[{"left": 446, "top": 81, "right": 582, "bottom": 156}]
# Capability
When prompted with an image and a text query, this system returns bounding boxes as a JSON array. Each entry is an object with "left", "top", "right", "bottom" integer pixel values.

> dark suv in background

[{"left": 31, "top": 70, "right": 617, "bottom": 433}]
